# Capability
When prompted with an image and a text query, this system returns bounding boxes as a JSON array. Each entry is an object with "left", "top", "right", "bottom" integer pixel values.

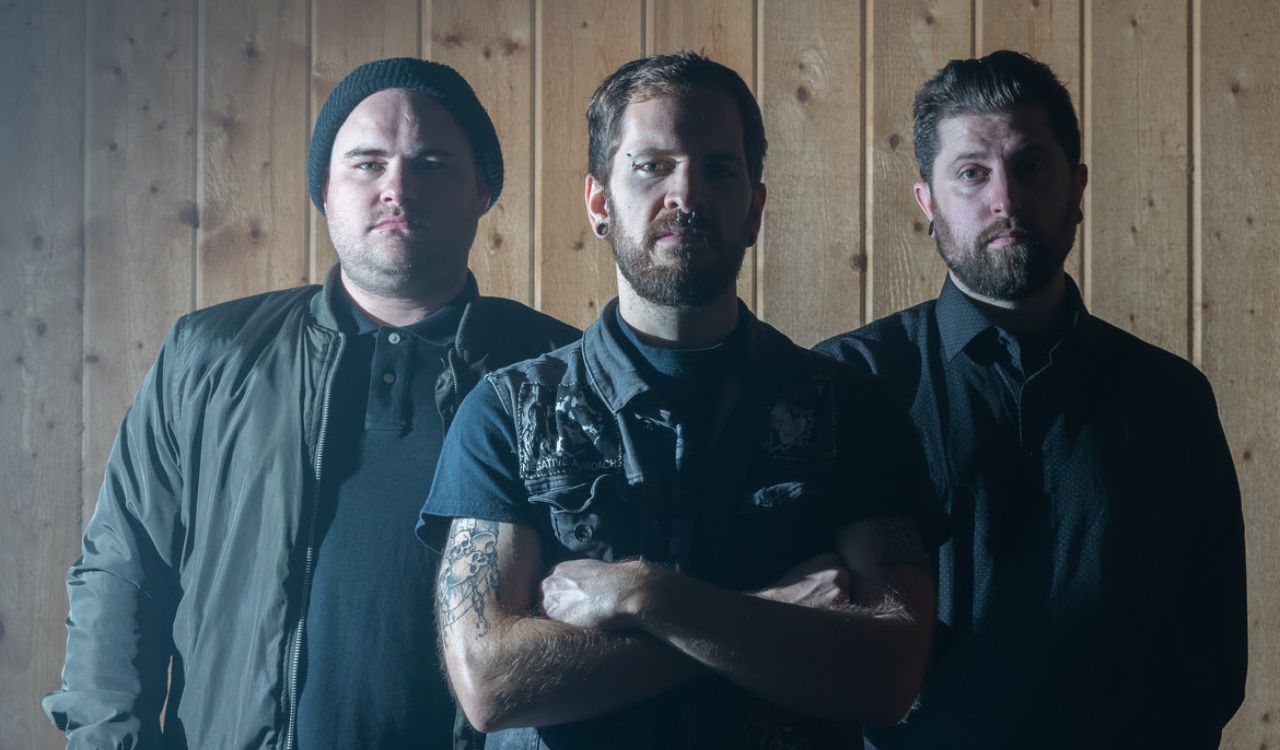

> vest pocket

[{"left": 529, "top": 473, "right": 625, "bottom": 560}]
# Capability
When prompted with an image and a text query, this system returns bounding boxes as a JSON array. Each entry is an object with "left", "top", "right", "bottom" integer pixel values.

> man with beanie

[{"left": 43, "top": 58, "right": 578, "bottom": 750}]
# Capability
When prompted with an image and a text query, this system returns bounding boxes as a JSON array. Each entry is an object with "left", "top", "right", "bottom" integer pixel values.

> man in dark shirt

[
  {"left": 419, "top": 51, "right": 947, "bottom": 749},
  {"left": 815, "top": 50, "right": 1247, "bottom": 749},
  {"left": 44, "top": 58, "right": 577, "bottom": 750}
]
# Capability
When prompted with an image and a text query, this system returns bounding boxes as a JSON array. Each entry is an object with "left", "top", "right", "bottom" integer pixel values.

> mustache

[
  {"left": 642, "top": 211, "right": 719, "bottom": 247},
  {"left": 977, "top": 218, "right": 1037, "bottom": 248}
]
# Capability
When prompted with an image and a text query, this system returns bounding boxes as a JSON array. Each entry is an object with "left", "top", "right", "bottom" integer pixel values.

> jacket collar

[{"left": 310, "top": 263, "right": 483, "bottom": 358}]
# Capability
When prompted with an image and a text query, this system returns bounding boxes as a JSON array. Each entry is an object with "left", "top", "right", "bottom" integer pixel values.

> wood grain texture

[
  {"left": 1089, "top": 1, "right": 1190, "bottom": 357},
  {"left": 759, "top": 0, "right": 863, "bottom": 344},
  {"left": 1202, "top": 2, "right": 1280, "bottom": 746},
  {"left": 426, "top": 0, "right": 535, "bottom": 304},
  {"left": 0, "top": 2, "right": 85, "bottom": 747},
  {"left": 308, "top": 0, "right": 420, "bottom": 282},
  {"left": 82, "top": 0, "right": 198, "bottom": 533},
  {"left": 6, "top": 3, "right": 1280, "bottom": 746},
  {"left": 535, "top": 0, "right": 643, "bottom": 327},
  {"left": 649, "top": 0, "right": 758, "bottom": 309},
  {"left": 980, "top": 0, "right": 1086, "bottom": 286},
  {"left": 199, "top": 0, "right": 310, "bottom": 306},
  {"left": 868, "top": 0, "right": 972, "bottom": 320}
]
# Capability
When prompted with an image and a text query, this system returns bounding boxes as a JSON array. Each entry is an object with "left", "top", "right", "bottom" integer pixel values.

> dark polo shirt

[{"left": 296, "top": 281, "right": 473, "bottom": 750}]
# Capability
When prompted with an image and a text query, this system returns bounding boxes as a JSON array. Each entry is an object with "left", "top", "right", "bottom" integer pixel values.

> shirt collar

[
  {"left": 331, "top": 273, "right": 478, "bottom": 348},
  {"left": 935, "top": 273, "right": 1087, "bottom": 362},
  {"left": 583, "top": 298, "right": 755, "bottom": 413}
]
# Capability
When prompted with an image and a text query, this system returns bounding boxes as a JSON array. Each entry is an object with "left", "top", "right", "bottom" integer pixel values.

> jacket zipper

[{"left": 284, "top": 332, "right": 345, "bottom": 750}]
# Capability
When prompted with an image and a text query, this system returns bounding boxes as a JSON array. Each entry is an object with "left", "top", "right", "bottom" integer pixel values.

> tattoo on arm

[
  {"left": 437, "top": 518, "right": 504, "bottom": 639},
  {"left": 873, "top": 518, "right": 928, "bottom": 572}
]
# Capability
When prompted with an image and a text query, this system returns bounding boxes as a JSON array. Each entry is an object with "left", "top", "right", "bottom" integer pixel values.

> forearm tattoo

[
  {"left": 873, "top": 518, "right": 928, "bottom": 571},
  {"left": 437, "top": 518, "right": 504, "bottom": 639}
]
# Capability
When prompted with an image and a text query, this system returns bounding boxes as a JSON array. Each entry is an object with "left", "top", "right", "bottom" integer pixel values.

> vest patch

[
  {"left": 764, "top": 379, "right": 838, "bottom": 459},
  {"left": 516, "top": 381, "right": 623, "bottom": 480}
]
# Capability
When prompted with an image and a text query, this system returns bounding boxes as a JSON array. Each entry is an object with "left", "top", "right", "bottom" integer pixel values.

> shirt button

[
  {"left": 382, "top": 372, "right": 396, "bottom": 385},
  {"left": 387, "top": 332, "right": 402, "bottom": 344}
]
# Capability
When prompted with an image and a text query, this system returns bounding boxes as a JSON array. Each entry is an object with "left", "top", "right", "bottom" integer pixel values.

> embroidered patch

[
  {"left": 764, "top": 379, "right": 837, "bottom": 459},
  {"left": 517, "top": 381, "right": 623, "bottom": 480}
]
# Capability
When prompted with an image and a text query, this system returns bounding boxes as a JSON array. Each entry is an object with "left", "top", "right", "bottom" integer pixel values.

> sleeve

[
  {"left": 832, "top": 372, "right": 950, "bottom": 551},
  {"left": 1174, "top": 372, "right": 1248, "bottom": 743},
  {"left": 416, "top": 379, "right": 536, "bottom": 552},
  {"left": 42, "top": 323, "right": 187, "bottom": 749}
]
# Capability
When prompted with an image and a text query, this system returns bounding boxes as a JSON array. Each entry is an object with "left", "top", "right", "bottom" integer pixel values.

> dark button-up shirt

[{"left": 815, "top": 276, "right": 1247, "bottom": 749}]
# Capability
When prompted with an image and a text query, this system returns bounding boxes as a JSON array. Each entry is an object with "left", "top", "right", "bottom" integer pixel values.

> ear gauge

[{"left": 595, "top": 222, "right": 609, "bottom": 238}]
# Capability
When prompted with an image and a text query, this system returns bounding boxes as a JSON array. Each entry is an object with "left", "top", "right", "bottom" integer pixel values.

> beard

[
  {"left": 608, "top": 199, "right": 748, "bottom": 309},
  {"left": 933, "top": 209, "right": 1075, "bottom": 301}
]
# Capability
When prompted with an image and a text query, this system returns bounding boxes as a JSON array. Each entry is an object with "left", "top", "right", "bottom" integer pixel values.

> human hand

[
  {"left": 754, "top": 553, "right": 851, "bottom": 609},
  {"left": 540, "top": 559, "right": 664, "bottom": 629}
]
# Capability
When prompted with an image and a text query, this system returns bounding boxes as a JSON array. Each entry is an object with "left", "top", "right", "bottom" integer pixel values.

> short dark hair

[
  {"left": 586, "top": 50, "right": 767, "bottom": 186},
  {"left": 913, "top": 50, "right": 1080, "bottom": 182}
]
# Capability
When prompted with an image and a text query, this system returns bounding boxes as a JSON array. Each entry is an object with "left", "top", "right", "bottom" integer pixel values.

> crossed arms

[{"left": 436, "top": 514, "right": 935, "bottom": 733}]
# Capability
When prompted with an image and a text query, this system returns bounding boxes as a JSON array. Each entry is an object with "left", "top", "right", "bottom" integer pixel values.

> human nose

[
  {"left": 380, "top": 161, "right": 416, "bottom": 207},
  {"left": 663, "top": 163, "right": 703, "bottom": 214},
  {"left": 988, "top": 166, "right": 1022, "bottom": 218}
]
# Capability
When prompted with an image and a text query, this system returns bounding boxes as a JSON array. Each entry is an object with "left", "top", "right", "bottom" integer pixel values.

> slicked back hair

[
  {"left": 586, "top": 50, "right": 767, "bottom": 187},
  {"left": 913, "top": 50, "right": 1081, "bottom": 182}
]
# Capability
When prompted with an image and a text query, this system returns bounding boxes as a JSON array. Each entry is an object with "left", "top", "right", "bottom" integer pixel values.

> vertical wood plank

[
  {"left": 868, "top": 0, "right": 972, "bottom": 319},
  {"left": 535, "top": 0, "right": 643, "bottom": 327},
  {"left": 981, "top": 0, "right": 1086, "bottom": 286},
  {"left": 1089, "top": 1, "right": 1190, "bottom": 356},
  {"left": 426, "top": 0, "right": 535, "bottom": 304},
  {"left": 309, "top": 0, "right": 420, "bottom": 282},
  {"left": 83, "top": 0, "right": 198, "bottom": 530},
  {"left": 0, "top": 3, "right": 86, "bottom": 746},
  {"left": 1202, "top": 2, "right": 1280, "bottom": 747},
  {"left": 759, "top": 0, "right": 863, "bottom": 345},
  {"left": 199, "top": 0, "right": 310, "bottom": 306},
  {"left": 649, "top": 0, "right": 758, "bottom": 311}
]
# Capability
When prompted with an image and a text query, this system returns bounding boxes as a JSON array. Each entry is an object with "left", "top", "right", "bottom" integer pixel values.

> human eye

[
  {"left": 708, "top": 161, "right": 742, "bottom": 180},
  {"left": 631, "top": 159, "right": 671, "bottom": 176},
  {"left": 412, "top": 155, "right": 448, "bottom": 173},
  {"left": 957, "top": 165, "right": 987, "bottom": 183},
  {"left": 355, "top": 161, "right": 385, "bottom": 173},
  {"left": 1014, "top": 154, "right": 1048, "bottom": 180}
]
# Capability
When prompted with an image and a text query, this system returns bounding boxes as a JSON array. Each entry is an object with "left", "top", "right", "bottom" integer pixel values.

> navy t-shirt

[{"left": 418, "top": 303, "right": 945, "bottom": 748}]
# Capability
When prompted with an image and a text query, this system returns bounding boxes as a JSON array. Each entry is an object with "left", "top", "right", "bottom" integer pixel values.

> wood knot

[
  {"left": 795, "top": 85, "right": 811, "bottom": 103},
  {"left": 178, "top": 202, "right": 200, "bottom": 228}
]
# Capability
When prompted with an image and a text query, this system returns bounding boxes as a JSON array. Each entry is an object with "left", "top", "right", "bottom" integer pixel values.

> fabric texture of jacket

[{"left": 42, "top": 266, "right": 579, "bottom": 750}]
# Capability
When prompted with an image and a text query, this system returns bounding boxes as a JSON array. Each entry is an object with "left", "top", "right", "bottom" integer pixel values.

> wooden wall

[{"left": 1, "top": 1, "right": 1276, "bottom": 747}]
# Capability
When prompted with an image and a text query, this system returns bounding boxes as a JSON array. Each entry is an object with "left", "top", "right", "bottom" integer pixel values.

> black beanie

[{"left": 307, "top": 57, "right": 503, "bottom": 213}]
